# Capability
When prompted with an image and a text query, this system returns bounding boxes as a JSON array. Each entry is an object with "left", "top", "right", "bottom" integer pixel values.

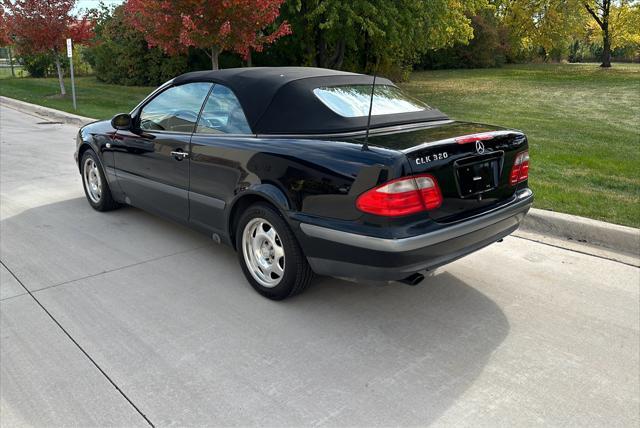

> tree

[
  {"left": 584, "top": 0, "right": 639, "bottom": 66},
  {"left": 125, "top": 0, "right": 291, "bottom": 70},
  {"left": 0, "top": 4, "right": 14, "bottom": 77},
  {"left": 583, "top": 0, "right": 614, "bottom": 66},
  {"left": 274, "top": 0, "right": 488, "bottom": 77},
  {"left": 496, "top": 0, "right": 587, "bottom": 62},
  {"left": 85, "top": 4, "right": 187, "bottom": 86},
  {"left": 0, "top": 4, "right": 10, "bottom": 45},
  {"left": 3, "top": 0, "right": 93, "bottom": 94},
  {"left": 420, "top": 12, "right": 509, "bottom": 69}
]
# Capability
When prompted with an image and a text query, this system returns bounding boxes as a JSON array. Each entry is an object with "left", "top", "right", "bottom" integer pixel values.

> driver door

[{"left": 112, "top": 82, "right": 213, "bottom": 223}]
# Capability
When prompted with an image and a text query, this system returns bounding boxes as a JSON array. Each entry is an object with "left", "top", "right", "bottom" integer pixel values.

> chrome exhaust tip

[{"left": 398, "top": 273, "right": 425, "bottom": 286}]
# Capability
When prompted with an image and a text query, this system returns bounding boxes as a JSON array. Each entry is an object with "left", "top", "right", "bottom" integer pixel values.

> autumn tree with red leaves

[
  {"left": 126, "top": 0, "right": 291, "bottom": 70},
  {"left": 0, "top": 4, "right": 10, "bottom": 46},
  {"left": 0, "top": 4, "right": 16, "bottom": 77},
  {"left": 3, "top": 0, "right": 93, "bottom": 95}
]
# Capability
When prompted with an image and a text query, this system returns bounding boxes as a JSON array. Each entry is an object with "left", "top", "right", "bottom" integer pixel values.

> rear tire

[
  {"left": 81, "top": 149, "right": 119, "bottom": 212},
  {"left": 236, "top": 203, "right": 313, "bottom": 300}
]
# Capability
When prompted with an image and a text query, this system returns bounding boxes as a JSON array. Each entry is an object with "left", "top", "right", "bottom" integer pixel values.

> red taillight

[
  {"left": 356, "top": 174, "right": 443, "bottom": 217},
  {"left": 455, "top": 133, "right": 495, "bottom": 144},
  {"left": 510, "top": 150, "right": 530, "bottom": 186},
  {"left": 415, "top": 176, "right": 443, "bottom": 210}
]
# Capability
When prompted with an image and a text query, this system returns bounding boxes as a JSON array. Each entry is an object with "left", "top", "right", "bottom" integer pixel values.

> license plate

[{"left": 455, "top": 155, "right": 501, "bottom": 197}]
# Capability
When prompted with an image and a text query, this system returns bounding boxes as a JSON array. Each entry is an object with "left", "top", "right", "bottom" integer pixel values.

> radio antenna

[{"left": 362, "top": 61, "right": 378, "bottom": 151}]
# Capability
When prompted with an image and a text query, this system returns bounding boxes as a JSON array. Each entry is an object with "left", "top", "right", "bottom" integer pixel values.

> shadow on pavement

[
  {"left": 0, "top": 197, "right": 211, "bottom": 292},
  {"left": 1, "top": 197, "right": 510, "bottom": 426}
]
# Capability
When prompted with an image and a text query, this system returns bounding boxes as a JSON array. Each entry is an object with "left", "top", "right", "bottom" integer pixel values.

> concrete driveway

[{"left": 1, "top": 104, "right": 638, "bottom": 427}]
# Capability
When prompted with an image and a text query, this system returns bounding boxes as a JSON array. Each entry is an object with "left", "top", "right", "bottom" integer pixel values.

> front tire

[
  {"left": 236, "top": 203, "right": 313, "bottom": 300},
  {"left": 81, "top": 149, "right": 119, "bottom": 212}
]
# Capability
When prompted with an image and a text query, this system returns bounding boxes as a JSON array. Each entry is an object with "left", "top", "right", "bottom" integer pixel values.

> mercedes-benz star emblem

[{"left": 475, "top": 140, "right": 485, "bottom": 154}]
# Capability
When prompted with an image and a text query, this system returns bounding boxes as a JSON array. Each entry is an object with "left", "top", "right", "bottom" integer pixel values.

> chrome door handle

[{"left": 171, "top": 151, "right": 189, "bottom": 160}]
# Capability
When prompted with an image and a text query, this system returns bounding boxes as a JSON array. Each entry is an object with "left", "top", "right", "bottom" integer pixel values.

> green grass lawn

[
  {"left": 1, "top": 64, "right": 638, "bottom": 227},
  {"left": 0, "top": 75, "right": 154, "bottom": 119},
  {"left": 0, "top": 66, "right": 25, "bottom": 78},
  {"left": 402, "top": 63, "right": 640, "bottom": 228}
]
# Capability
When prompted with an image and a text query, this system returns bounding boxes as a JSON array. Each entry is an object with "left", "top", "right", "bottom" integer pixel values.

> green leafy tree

[
  {"left": 496, "top": 0, "right": 639, "bottom": 65},
  {"left": 84, "top": 4, "right": 187, "bottom": 86},
  {"left": 271, "top": 0, "right": 488, "bottom": 76},
  {"left": 497, "top": 0, "right": 586, "bottom": 62},
  {"left": 420, "top": 12, "right": 509, "bottom": 69},
  {"left": 584, "top": 0, "right": 640, "bottom": 66}
]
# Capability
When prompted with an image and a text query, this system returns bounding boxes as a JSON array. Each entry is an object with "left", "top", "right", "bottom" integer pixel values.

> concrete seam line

[
  {"left": 2, "top": 96, "right": 638, "bottom": 254},
  {"left": 0, "top": 292, "right": 29, "bottom": 302},
  {"left": 31, "top": 244, "right": 212, "bottom": 294},
  {"left": 0, "top": 260, "right": 156, "bottom": 428}
]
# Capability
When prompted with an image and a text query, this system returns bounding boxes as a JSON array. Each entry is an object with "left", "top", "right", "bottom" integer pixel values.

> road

[{"left": 1, "top": 104, "right": 638, "bottom": 427}]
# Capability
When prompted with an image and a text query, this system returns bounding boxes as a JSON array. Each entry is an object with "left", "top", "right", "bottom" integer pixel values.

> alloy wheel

[
  {"left": 83, "top": 157, "right": 102, "bottom": 203},
  {"left": 242, "top": 218, "right": 285, "bottom": 288}
]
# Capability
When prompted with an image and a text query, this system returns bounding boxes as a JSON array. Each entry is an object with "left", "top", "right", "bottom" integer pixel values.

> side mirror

[{"left": 111, "top": 113, "right": 132, "bottom": 130}]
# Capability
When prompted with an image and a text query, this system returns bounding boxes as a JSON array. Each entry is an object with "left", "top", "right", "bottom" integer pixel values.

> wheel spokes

[
  {"left": 273, "top": 243, "right": 284, "bottom": 260},
  {"left": 271, "top": 258, "right": 284, "bottom": 277},
  {"left": 84, "top": 158, "right": 102, "bottom": 203},
  {"left": 242, "top": 217, "right": 286, "bottom": 288}
]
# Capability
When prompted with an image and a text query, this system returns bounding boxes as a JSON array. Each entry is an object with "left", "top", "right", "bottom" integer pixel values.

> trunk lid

[{"left": 360, "top": 121, "right": 528, "bottom": 222}]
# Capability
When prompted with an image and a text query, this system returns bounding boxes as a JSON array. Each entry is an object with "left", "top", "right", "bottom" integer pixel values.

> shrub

[
  {"left": 85, "top": 5, "right": 188, "bottom": 86},
  {"left": 19, "top": 52, "right": 55, "bottom": 77}
]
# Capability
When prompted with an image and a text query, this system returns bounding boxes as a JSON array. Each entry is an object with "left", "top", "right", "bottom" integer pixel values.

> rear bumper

[{"left": 298, "top": 188, "right": 533, "bottom": 281}]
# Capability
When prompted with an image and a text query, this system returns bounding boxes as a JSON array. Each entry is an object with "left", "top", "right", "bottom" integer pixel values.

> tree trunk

[
  {"left": 246, "top": 50, "right": 252, "bottom": 67},
  {"left": 584, "top": 0, "right": 612, "bottom": 68},
  {"left": 54, "top": 56, "right": 66, "bottom": 96},
  {"left": 363, "top": 32, "right": 371, "bottom": 71},
  {"left": 316, "top": 35, "right": 327, "bottom": 68},
  {"left": 7, "top": 46, "right": 15, "bottom": 77},
  {"left": 601, "top": 27, "right": 612, "bottom": 68},
  {"left": 211, "top": 46, "right": 220, "bottom": 70},
  {"left": 328, "top": 39, "right": 345, "bottom": 70}
]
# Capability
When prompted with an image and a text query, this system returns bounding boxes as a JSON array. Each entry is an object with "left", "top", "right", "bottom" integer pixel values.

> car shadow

[
  {"left": 1, "top": 197, "right": 510, "bottom": 425},
  {"left": 265, "top": 272, "right": 510, "bottom": 425}
]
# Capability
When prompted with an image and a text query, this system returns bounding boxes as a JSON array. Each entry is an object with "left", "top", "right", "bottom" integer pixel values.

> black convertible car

[{"left": 75, "top": 67, "right": 532, "bottom": 299}]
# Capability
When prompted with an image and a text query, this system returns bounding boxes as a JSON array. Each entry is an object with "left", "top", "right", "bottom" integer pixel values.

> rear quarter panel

[{"left": 188, "top": 134, "right": 412, "bottom": 237}]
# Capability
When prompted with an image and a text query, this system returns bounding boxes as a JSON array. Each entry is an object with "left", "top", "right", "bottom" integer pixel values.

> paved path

[{"left": 1, "top": 104, "right": 638, "bottom": 427}]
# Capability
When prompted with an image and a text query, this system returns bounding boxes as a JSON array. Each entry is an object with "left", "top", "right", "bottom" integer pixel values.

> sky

[{"left": 73, "top": 0, "right": 124, "bottom": 13}]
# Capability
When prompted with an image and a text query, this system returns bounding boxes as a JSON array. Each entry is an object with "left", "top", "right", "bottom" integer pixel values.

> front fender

[
  {"left": 77, "top": 125, "right": 115, "bottom": 168},
  {"left": 76, "top": 124, "right": 123, "bottom": 202},
  {"left": 76, "top": 140, "right": 103, "bottom": 169}
]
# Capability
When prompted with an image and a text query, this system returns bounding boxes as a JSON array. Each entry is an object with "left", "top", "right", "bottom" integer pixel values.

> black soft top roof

[{"left": 172, "top": 67, "right": 448, "bottom": 135}]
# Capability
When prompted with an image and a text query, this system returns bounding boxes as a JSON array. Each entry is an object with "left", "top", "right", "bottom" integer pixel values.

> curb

[
  {"left": 1, "top": 96, "right": 96, "bottom": 127},
  {"left": 521, "top": 208, "right": 639, "bottom": 256},
  {"left": 2, "top": 96, "right": 638, "bottom": 258}
]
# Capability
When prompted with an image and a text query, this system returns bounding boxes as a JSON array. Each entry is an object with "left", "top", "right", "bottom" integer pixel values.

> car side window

[
  {"left": 196, "top": 84, "right": 252, "bottom": 134},
  {"left": 139, "top": 82, "right": 213, "bottom": 133}
]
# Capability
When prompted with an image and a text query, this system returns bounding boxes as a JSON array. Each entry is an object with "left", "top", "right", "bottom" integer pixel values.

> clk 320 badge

[{"left": 416, "top": 152, "right": 448, "bottom": 165}]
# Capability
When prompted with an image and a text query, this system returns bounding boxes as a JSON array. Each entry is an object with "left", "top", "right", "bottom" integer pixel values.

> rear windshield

[{"left": 313, "top": 85, "right": 429, "bottom": 117}]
